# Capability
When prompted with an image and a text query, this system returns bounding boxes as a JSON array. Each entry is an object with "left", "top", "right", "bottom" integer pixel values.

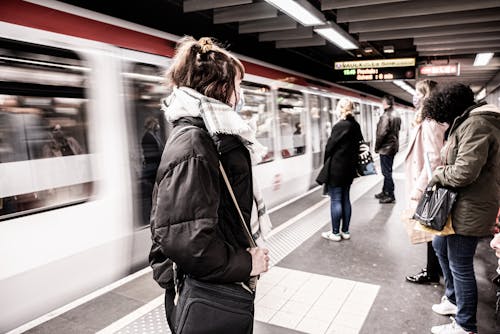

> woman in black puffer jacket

[{"left": 148, "top": 36, "right": 269, "bottom": 333}]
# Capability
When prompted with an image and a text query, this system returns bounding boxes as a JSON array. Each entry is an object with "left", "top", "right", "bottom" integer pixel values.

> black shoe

[
  {"left": 406, "top": 270, "right": 440, "bottom": 284},
  {"left": 374, "top": 191, "right": 385, "bottom": 199},
  {"left": 379, "top": 195, "right": 396, "bottom": 204}
]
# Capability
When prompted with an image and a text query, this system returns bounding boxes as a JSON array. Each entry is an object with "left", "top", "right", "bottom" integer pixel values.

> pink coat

[
  {"left": 403, "top": 119, "right": 448, "bottom": 244},
  {"left": 404, "top": 119, "right": 448, "bottom": 208}
]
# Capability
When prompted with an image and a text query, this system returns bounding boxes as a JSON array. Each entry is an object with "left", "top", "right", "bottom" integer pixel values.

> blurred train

[{"left": 0, "top": 0, "right": 413, "bottom": 331}]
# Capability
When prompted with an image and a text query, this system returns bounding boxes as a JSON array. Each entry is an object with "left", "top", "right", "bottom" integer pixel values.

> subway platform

[{"left": 13, "top": 160, "right": 499, "bottom": 334}]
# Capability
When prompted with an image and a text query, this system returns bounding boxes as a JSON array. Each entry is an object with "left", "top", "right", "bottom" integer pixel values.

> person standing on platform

[
  {"left": 148, "top": 36, "right": 269, "bottom": 334},
  {"left": 374, "top": 95, "right": 401, "bottom": 204},
  {"left": 404, "top": 80, "right": 448, "bottom": 285},
  {"left": 316, "top": 98, "right": 363, "bottom": 241},
  {"left": 425, "top": 83, "right": 500, "bottom": 334}
]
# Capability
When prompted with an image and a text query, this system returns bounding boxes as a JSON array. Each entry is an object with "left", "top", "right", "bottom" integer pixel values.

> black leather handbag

[
  {"left": 172, "top": 276, "right": 255, "bottom": 334},
  {"left": 171, "top": 162, "right": 258, "bottom": 334},
  {"left": 412, "top": 185, "right": 457, "bottom": 231}
]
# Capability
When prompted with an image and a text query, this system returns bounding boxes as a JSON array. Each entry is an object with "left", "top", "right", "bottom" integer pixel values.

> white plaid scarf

[{"left": 162, "top": 87, "right": 272, "bottom": 244}]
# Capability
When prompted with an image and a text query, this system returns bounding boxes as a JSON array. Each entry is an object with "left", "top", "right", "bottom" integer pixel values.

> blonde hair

[
  {"left": 414, "top": 79, "right": 437, "bottom": 125},
  {"left": 166, "top": 36, "right": 245, "bottom": 105},
  {"left": 336, "top": 98, "right": 353, "bottom": 119}
]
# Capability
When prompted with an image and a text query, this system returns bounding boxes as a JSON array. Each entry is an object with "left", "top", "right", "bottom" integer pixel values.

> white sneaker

[
  {"left": 340, "top": 231, "right": 351, "bottom": 240},
  {"left": 432, "top": 296, "right": 458, "bottom": 316},
  {"left": 431, "top": 317, "right": 476, "bottom": 334},
  {"left": 321, "top": 231, "right": 341, "bottom": 241}
]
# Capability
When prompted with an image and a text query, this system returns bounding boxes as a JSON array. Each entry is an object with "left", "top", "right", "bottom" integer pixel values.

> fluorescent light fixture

[
  {"left": 264, "top": 0, "right": 325, "bottom": 26},
  {"left": 364, "top": 47, "right": 373, "bottom": 53},
  {"left": 393, "top": 80, "right": 416, "bottom": 95},
  {"left": 314, "top": 23, "right": 358, "bottom": 50},
  {"left": 473, "top": 52, "right": 494, "bottom": 66},
  {"left": 476, "top": 88, "right": 486, "bottom": 100}
]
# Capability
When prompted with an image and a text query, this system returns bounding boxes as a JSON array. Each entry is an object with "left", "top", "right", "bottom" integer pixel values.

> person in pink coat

[{"left": 404, "top": 80, "right": 449, "bottom": 284}]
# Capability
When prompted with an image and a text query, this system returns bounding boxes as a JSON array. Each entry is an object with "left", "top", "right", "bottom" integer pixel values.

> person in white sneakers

[
  {"left": 425, "top": 83, "right": 500, "bottom": 334},
  {"left": 316, "top": 98, "right": 363, "bottom": 242}
]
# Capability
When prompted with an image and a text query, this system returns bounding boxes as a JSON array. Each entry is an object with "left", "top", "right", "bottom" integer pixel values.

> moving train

[{"left": 0, "top": 0, "right": 413, "bottom": 331}]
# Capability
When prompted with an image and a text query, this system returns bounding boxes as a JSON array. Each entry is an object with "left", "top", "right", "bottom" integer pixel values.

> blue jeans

[
  {"left": 380, "top": 154, "right": 395, "bottom": 196},
  {"left": 328, "top": 185, "right": 351, "bottom": 234},
  {"left": 432, "top": 235, "right": 479, "bottom": 332}
]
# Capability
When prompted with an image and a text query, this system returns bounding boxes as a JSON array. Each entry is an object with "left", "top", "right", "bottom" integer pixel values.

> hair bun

[{"left": 198, "top": 37, "right": 214, "bottom": 54}]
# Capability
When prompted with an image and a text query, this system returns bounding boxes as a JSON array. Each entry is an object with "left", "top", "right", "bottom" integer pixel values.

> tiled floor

[{"left": 255, "top": 266, "right": 379, "bottom": 334}]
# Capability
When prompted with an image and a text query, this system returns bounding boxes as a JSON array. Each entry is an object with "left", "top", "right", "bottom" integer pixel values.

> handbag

[
  {"left": 170, "top": 162, "right": 258, "bottom": 334},
  {"left": 412, "top": 185, "right": 457, "bottom": 231},
  {"left": 357, "top": 141, "right": 376, "bottom": 176}
]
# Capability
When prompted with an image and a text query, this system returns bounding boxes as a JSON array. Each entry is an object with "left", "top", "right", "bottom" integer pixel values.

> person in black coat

[
  {"left": 317, "top": 98, "right": 363, "bottom": 241},
  {"left": 374, "top": 95, "right": 401, "bottom": 203},
  {"left": 148, "top": 36, "right": 269, "bottom": 333}
]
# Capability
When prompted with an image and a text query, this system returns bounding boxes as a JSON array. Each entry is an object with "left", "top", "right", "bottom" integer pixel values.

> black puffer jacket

[
  {"left": 316, "top": 115, "right": 363, "bottom": 187},
  {"left": 375, "top": 107, "right": 401, "bottom": 156},
  {"left": 149, "top": 117, "right": 253, "bottom": 289}
]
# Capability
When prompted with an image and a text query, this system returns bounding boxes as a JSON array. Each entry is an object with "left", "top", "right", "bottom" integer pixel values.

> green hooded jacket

[{"left": 433, "top": 103, "right": 500, "bottom": 237}]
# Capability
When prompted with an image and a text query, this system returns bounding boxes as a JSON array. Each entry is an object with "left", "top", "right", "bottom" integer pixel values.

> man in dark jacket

[{"left": 374, "top": 95, "right": 401, "bottom": 203}]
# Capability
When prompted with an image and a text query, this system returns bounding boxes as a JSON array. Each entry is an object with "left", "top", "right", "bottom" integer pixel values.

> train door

[
  {"left": 120, "top": 56, "right": 170, "bottom": 269},
  {"left": 308, "top": 94, "right": 332, "bottom": 182},
  {"left": 360, "top": 103, "right": 374, "bottom": 147},
  {"left": 276, "top": 88, "right": 306, "bottom": 159},
  {"left": 372, "top": 105, "right": 383, "bottom": 153}
]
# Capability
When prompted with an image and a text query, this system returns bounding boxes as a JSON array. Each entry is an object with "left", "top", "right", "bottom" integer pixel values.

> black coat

[
  {"left": 316, "top": 115, "right": 363, "bottom": 187},
  {"left": 149, "top": 117, "right": 253, "bottom": 289},
  {"left": 375, "top": 107, "right": 401, "bottom": 156}
]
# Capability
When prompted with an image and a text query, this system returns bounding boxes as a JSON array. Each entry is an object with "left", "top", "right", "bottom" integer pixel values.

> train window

[
  {"left": 277, "top": 89, "right": 305, "bottom": 158},
  {"left": 123, "top": 62, "right": 170, "bottom": 227},
  {"left": 240, "top": 82, "right": 274, "bottom": 163},
  {"left": 0, "top": 38, "right": 93, "bottom": 221}
]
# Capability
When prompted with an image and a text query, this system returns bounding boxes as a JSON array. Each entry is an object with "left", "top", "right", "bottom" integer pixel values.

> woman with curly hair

[{"left": 424, "top": 83, "right": 500, "bottom": 334}]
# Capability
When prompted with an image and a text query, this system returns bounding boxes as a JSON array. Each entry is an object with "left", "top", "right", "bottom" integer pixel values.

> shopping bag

[
  {"left": 412, "top": 186, "right": 457, "bottom": 231},
  {"left": 357, "top": 141, "right": 376, "bottom": 176},
  {"left": 414, "top": 215, "right": 455, "bottom": 236}
]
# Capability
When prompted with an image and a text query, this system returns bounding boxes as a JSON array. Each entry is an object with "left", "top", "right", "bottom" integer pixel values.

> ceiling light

[
  {"left": 314, "top": 22, "right": 358, "bottom": 50},
  {"left": 473, "top": 52, "right": 494, "bottom": 66},
  {"left": 383, "top": 45, "right": 394, "bottom": 53},
  {"left": 364, "top": 48, "right": 373, "bottom": 53},
  {"left": 264, "top": 0, "right": 325, "bottom": 26},
  {"left": 393, "top": 80, "right": 416, "bottom": 95}
]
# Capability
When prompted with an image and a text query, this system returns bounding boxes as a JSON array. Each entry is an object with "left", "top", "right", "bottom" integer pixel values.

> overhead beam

[
  {"left": 183, "top": 0, "right": 252, "bottom": 13},
  {"left": 485, "top": 70, "right": 500, "bottom": 96},
  {"left": 321, "top": 0, "right": 407, "bottom": 10},
  {"left": 414, "top": 32, "right": 500, "bottom": 46},
  {"left": 214, "top": 2, "right": 277, "bottom": 24},
  {"left": 419, "top": 48, "right": 500, "bottom": 57},
  {"left": 239, "top": 15, "right": 297, "bottom": 33},
  {"left": 276, "top": 35, "right": 326, "bottom": 48},
  {"left": 417, "top": 41, "right": 500, "bottom": 52},
  {"left": 337, "top": 0, "right": 500, "bottom": 22},
  {"left": 359, "top": 21, "right": 500, "bottom": 41},
  {"left": 259, "top": 27, "right": 313, "bottom": 41},
  {"left": 349, "top": 8, "right": 500, "bottom": 33}
]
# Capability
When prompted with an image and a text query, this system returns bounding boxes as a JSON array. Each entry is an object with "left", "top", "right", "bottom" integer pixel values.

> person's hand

[
  {"left": 428, "top": 166, "right": 444, "bottom": 187},
  {"left": 248, "top": 247, "right": 270, "bottom": 276},
  {"left": 410, "top": 188, "right": 423, "bottom": 201}
]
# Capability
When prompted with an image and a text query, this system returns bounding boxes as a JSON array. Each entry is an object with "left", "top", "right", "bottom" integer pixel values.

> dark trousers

[
  {"left": 328, "top": 185, "right": 351, "bottom": 234},
  {"left": 426, "top": 241, "right": 442, "bottom": 279},
  {"left": 165, "top": 288, "right": 176, "bottom": 334},
  {"left": 380, "top": 154, "right": 395, "bottom": 196},
  {"left": 433, "top": 235, "right": 479, "bottom": 332}
]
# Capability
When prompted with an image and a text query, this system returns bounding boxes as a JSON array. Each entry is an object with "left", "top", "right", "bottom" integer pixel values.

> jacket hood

[{"left": 470, "top": 103, "right": 500, "bottom": 131}]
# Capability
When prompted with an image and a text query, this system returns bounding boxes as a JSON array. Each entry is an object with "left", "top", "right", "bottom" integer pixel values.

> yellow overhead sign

[{"left": 334, "top": 58, "right": 416, "bottom": 70}]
